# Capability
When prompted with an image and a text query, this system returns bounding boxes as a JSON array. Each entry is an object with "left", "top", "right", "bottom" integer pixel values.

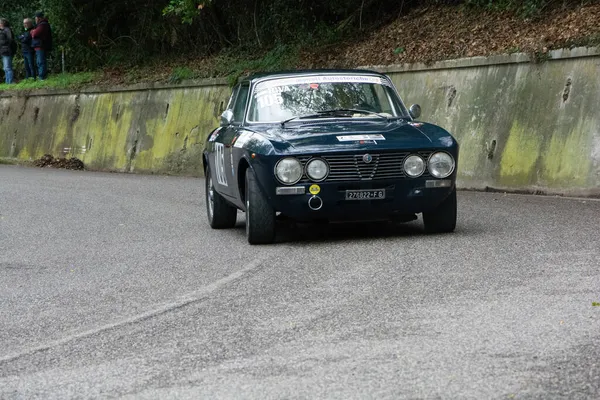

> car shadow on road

[
  {"left": 231, "top": 218, "right": 442, "bottom": 244},
  {"left": 281, "top": 220, "right": 427, "bottom": 244},
  {"left": 230, "top": 213, "right": 483, "bottom": 244}
]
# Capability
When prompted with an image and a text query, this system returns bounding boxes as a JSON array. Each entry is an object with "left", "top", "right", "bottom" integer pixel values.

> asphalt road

[{"left": 1, "top": 165, "right": 599, "bottom": 399}]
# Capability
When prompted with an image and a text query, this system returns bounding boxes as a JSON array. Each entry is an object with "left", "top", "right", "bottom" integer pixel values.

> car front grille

[{"left": 298, "top": 151, "right": 433, "bottom": 182}]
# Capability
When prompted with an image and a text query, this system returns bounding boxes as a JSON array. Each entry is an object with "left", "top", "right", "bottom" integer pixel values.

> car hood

[{"left": 255, "top": 119, "right": 436, "bottom": 153}]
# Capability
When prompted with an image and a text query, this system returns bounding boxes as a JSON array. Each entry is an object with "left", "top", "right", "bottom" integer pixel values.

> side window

[
  {"left": 374, "top": 85, "right": 394, "bottom": 115},
  {"left": 232, "top": 84, "right": 250, "bottom": 123},
  {"left": 225, "top": 85, "right": 239, "bottom": 114}
]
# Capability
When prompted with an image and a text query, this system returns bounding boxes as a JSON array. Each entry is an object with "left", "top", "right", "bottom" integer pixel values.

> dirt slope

[{"left": 301, "top": 2, "right": 600, "bottom": 68}]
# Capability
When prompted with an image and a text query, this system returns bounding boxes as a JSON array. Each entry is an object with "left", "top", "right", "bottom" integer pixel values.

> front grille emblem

[{"left": 363, "top": 154, "right": 373, "bottom": 164}]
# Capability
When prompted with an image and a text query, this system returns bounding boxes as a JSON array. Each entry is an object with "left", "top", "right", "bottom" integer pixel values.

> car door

[
  {"left": 213, "top": 83, "right": 250, "bottom": 199},
  {"left": 210, "top": 85, "right": 238, "bottom": 198}
]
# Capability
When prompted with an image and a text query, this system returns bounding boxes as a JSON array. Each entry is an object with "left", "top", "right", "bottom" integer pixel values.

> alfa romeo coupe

[{"left": 203, "top": 70, "right": 459, "bottom": 244}]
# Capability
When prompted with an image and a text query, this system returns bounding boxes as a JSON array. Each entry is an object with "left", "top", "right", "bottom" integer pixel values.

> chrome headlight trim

[
  {"left": 428, "top": 151, "right": 456, "bottom": 179},
  {"left": 274, "top": 157, "right": 304, "bottom": 185},
  {"left": 305, "top": 158, "right": 330, "bottom": 182},
  {"left": 403, "top": 154, "right": 426, "bottom": 178}
]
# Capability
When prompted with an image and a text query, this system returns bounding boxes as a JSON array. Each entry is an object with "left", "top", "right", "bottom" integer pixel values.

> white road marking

[{"left": 0, "top": 258, "right": 265, "bottom": 364}]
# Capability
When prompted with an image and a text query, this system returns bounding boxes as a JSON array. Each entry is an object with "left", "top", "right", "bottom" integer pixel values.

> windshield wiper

[
  {"left": 280, "top": 109, "right": 390, "bottom": 127},
  {"left": 317, "top": 109, "right": 390, "bottom": 120},
  {"left": 280, "top": 113, "right": 336, "bottom": 127}
]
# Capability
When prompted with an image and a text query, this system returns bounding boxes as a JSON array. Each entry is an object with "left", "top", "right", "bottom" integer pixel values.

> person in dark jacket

[
  {"left": 30, "top": 11, "right": 52, "bottom": 80},
  {"left": 0, "top": 18, "right": 16, "bottom": 84},
  {"left": 18, "top": 18, "right": 36, "bottom": 79}
]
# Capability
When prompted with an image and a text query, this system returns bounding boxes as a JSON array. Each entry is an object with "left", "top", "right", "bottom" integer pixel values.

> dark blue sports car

[{"left": 203, "top": 70, "right": 459, "bottom": 244}]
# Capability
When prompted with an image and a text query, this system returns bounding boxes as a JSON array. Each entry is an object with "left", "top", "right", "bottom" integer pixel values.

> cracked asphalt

[{"left": 0, "top": 165, "right": 599, "bottom": 399}]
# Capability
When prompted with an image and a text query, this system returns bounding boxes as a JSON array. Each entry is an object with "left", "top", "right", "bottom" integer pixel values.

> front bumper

[{"left": 267, "top": 178, "right": 455, "bottom": 222}]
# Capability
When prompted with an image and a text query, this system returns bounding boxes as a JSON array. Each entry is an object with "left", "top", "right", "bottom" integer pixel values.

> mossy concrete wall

[
  {"left": 371, "top": 47, "right": 600, "bottom": 197},
  {"left": 1, "top": 47, "right": 599, "bottom": 196},
  {"left": 0, "top": 80, "right": 230, "bottom": 176}
]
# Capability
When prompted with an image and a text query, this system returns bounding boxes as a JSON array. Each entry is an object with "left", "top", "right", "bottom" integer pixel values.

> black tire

[
  {"left": 423, "top": 189, "right": 457, "bottom": 234},
  {"left": 245, "top": 168, "right": 276, "bottom": 244},
  {"left": 206, "top": 164, "right": 237, "bottom": 229}
]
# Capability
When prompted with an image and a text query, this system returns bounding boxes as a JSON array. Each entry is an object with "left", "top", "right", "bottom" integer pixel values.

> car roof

[{"left": 239, "top": 69, "right": 386, "bottom": 84}]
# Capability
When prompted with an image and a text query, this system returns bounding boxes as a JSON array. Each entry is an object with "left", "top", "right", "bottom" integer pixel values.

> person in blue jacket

[{"left": 18, "top": 18, "right": 36, "bottom": 80}]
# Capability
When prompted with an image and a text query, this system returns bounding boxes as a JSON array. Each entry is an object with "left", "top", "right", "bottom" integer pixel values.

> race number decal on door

[{"left": 215, "top": 143, "right": 228, "bottom": 186}]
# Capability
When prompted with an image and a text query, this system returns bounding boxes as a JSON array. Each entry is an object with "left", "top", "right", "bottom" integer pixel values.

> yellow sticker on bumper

[{"left": 309, "top": 184, "right": 321, "bottom": 195}]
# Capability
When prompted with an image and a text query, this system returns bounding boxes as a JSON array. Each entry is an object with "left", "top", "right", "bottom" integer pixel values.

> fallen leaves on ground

[{"left": 33, "top": 154, "right": 85, "bottom": 170}]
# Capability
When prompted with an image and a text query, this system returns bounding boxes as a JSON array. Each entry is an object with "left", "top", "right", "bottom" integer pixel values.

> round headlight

[
  {"left": 428, "top": 152, "right": 455, "bottom": 178},
  {"left": 275, "top": 158, "right": 303, "bottom": 185},
  {"left": 404, "top": 155, "right": 425, "bottom": 178},
  {"left": 306, "top": 159, "right": 329, "bottom": 182}
]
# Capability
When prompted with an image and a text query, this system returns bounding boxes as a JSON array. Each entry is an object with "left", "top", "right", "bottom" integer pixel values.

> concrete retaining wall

[
  {"left": 1, "top": 47, "right": 599, "bottom": 196},
  {"left": 0, "top": 80, "right": 230, "bottom": 176},
  {"left": 370, "top": 47, "right": 600, "bottom": 197}
]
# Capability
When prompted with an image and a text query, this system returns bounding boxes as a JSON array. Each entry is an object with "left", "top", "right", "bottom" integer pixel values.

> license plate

[{"left": 345, "top": 189, "right": 386, "bottom": 200}]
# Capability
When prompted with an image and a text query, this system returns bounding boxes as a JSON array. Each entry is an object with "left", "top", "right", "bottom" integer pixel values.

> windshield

[{"left": 247, "top": 75, "right": 408, "bottom": 123}]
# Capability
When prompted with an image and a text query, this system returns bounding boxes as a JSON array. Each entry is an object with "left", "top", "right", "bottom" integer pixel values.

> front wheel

[
  {"left": 245, "top": 169, "right": 276, "bottom": 244},
  {"left": 206, "top": 165, "right": 237, "bottom": 229},
  {"left": 423, "top": 189, "right": 457, "bottom": 234}
]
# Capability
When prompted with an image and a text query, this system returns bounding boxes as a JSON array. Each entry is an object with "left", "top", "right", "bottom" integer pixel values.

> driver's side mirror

[
  {"left": 409, "top": 104, "right": 422, "bottom": 120},
  {"left": 220, "top": 109, "right": 234, "bottom": 126}
]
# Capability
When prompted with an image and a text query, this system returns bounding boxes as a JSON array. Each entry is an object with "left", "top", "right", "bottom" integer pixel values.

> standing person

[
  {"left": 18, "top": 18, "right": 36, "bottom": 80},
  {"left": 0, "top": 18, "right": 16, "bottom": 84},
  {"left": 30, "top": 11, "right": 52, "bottom": 80}
]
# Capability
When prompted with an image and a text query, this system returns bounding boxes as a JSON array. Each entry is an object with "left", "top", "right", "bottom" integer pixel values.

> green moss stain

[
  {"left": 48, "top": 100, "right": 71, "bottom": 157},
  {"left": 2, "top": 84, "right": 230, "bottom": 175},
  {"left": 136, "top": 90, "right": 191, "bottom": 171},
  {"left": 106, "top": 93, "right": 134, "bottom": 170},
  {"left": 500, "top": 120, "right": 542, "bottom": 186},
  {"left": 541, "top": 121, "right": 592, "bottom": 187},
  {"left": 17, "top": 146, "right": 32, "bottom": 160},
  {"left": 131, "top": 86, "right": 225, "bottom": 174},
  {"left": 456, "top": 129, "right": 483, "bottom": 179}
]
